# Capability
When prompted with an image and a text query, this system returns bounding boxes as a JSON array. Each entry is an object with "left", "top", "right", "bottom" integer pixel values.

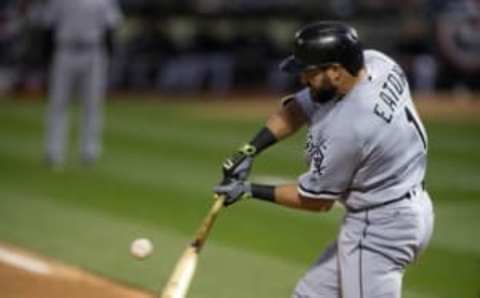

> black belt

[
  {"left": 346, "top": 180, "right": 425, "bottom": 213},
  {"left": 346, "top": 191, "right": 412, "bottom": 213}
]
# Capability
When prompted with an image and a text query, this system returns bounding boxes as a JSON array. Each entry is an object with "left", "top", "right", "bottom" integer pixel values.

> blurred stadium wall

[{"left": 0, "top": 0, "right": 479, "bottom": 97}]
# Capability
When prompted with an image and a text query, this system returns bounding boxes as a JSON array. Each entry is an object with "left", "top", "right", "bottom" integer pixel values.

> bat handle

[{"left": 191, "top": 195, "right": 224, "bottom": 252}]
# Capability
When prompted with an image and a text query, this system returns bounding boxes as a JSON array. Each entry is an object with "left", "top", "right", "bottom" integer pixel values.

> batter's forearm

[
  {"left": 241, "top": 99, "right": 306, "bottom": 156},
  {"left": 250, "top": 183, "right": 333, "bottom": 212},
  {"left": 221, "top": 99, "right": 307, "bottom": 182},
  {"left": 265, "top": 100, "right": 307, "bottom": 141},
  {"left": 247, "top": 127, "right": 278, "bottom": 156}
]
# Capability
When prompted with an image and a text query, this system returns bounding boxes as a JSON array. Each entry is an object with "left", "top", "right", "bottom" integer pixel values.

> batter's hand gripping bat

[{"left": 160, "top": 195, "right": 225, "bottom": 298}]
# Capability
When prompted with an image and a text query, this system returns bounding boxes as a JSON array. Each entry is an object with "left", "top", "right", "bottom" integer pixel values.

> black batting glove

[
  {"left": 222, "top": 127, "right": 278, "bottom": 182},
  {"left": 222, "top": 144, "right": 256, "bottom": 181}
]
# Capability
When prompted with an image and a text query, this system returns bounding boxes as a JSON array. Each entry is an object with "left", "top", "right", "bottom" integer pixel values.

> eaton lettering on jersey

[{"left": 373, "top": 65, "right": 408, "bottom": 123}]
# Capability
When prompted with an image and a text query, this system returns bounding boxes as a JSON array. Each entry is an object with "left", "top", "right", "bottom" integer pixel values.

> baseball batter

[
  {"left": 214, "top": 21, "right": 434, "bottom": 298},
  {"left": 43, "top": 0, "right": 123, "bottom": 167}
]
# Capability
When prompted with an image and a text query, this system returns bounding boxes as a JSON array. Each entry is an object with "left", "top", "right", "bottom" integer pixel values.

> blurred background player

[{"left": 43, "top": 0, "right": 123, "bottom": 168}]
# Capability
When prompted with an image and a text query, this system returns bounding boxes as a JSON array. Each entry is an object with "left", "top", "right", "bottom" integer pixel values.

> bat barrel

[
  {"left": 159, "top": 195, "right": 225, "bottom": 298},
  {"left": 159, "top": 246, "right": 198, "bottom": 298}
]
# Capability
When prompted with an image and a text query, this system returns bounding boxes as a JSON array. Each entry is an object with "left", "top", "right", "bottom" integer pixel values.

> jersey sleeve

[
  {"left": 293, "top": 88, "right": 316, "bottom": 120},
  {"left": 298, "top": 133, "right": 361, "bottom": 200}
]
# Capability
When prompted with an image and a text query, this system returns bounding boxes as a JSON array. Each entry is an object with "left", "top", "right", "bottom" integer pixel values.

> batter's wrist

[
  {"left": 251, "top": 183, "right": 276, "bottom": 203},
  {"left": 248, "top": 127, "right": 277, "bottom": 156}
]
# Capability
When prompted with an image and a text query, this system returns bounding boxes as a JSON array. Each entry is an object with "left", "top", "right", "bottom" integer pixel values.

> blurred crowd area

[{"left": 1, "top": 0, "right": 480, "bottom": 96}]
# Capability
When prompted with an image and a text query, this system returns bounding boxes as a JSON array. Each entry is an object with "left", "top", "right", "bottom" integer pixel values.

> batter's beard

[
  {"left": 307, "top": 74, "right": 339, "bottom": 103},
  {"left": 309, "top": 85, "right": 338, "bottom": 103}
]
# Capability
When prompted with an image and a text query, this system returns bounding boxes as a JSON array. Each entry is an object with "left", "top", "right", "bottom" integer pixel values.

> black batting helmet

[{"left": 280, "top": 21, "right": 364, "bottom": 75}]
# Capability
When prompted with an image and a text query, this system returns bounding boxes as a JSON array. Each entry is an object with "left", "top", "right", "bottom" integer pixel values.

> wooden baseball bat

[{"left": 160, "top": 195, "right": 225, "bottom": 298}]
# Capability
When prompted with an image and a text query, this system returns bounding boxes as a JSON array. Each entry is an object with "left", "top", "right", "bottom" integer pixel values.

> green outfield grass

[{"left": 0, "top": 98, "right": 479, "bottom": 297}]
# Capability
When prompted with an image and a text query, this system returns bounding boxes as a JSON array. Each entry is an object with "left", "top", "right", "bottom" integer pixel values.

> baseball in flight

[{"left": 130, "top": 238, "right": 154, "bottom": 259}]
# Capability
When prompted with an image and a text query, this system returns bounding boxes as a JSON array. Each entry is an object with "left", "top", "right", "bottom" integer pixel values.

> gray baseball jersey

[
  {"left": 296, "top": 49, "right": 427, "bottom": 211},
  {"left": 44, "top": 0, "right": 122, "bottom": 166},
  {"left": 43, "top": 0, "right": 122, "bottom": 46},
  {"left": 292, "top": 50, "right": 434, "bottom": 298}
]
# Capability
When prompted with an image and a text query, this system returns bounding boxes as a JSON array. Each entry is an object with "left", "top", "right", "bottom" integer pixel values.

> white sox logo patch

[{"left": 305, "top": 134, "right": 327, "bottom": 175}]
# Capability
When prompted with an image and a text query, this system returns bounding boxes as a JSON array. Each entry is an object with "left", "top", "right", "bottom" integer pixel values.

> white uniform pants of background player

[
  {"left": 45, "top": 46, "right": 108, "bottom": 165},
  {"left": 293, "top": 187, "right": 434, "bottom": 298}
]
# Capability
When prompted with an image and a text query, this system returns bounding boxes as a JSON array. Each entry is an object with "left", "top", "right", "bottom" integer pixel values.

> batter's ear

[{"left": 280, "top": 94, "right": 296, "bottom": 107}]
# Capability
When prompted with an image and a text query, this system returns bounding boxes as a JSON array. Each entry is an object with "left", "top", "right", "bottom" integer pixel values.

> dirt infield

[
  {"left": 414, "top": 94, "right": 480, "bottom": 121},
  {"left": 0, "top": 243, "right": 153, "bottom": 298},
  {"left": 192, "top": 93, "right": 480, "bottom": 122}
]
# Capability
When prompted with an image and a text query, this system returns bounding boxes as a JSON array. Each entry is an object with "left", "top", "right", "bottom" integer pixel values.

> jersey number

[{"left": 405, "top": 107, "right": 427, "bottom": 150}]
